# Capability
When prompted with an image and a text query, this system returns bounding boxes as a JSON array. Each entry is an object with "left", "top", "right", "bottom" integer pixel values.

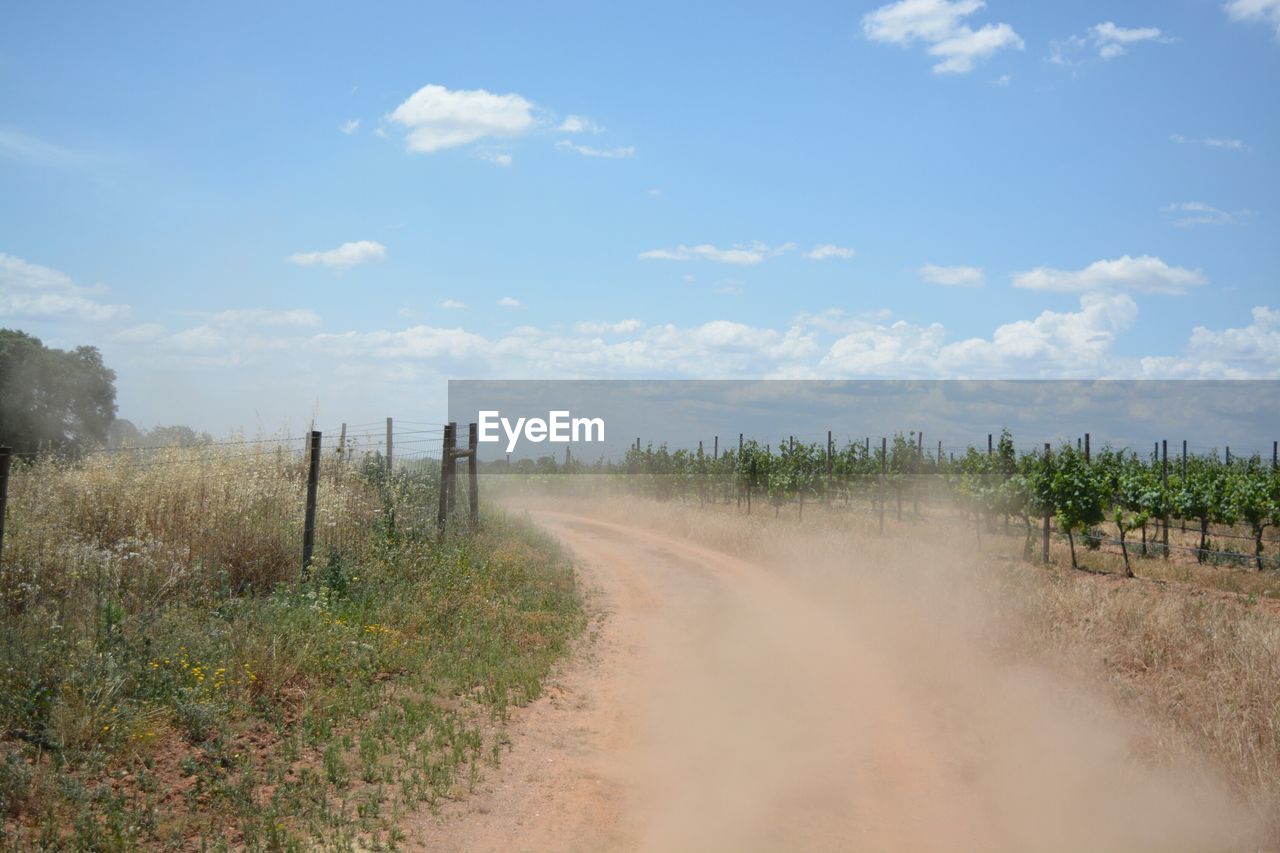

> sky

[{"left": 1, "top": 0, "right": 1278, "bottom": 433}]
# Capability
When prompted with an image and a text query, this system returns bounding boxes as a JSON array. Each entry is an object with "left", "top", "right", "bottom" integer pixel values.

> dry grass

[{"left": 0, "top": 445, "right": 582, "bottom": 849}]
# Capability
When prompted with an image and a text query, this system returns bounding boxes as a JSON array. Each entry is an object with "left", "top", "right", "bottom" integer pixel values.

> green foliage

[{"left": 0, "top": 328, "right": 118, "bottom": 454}]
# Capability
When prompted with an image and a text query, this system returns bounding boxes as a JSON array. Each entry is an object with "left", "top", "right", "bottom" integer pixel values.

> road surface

[{"left": 406, "top": 509, "right": 1254, "bottom": 852}]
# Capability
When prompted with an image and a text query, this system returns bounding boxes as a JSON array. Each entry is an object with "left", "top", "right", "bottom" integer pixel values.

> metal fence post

[
  {"left": 385, "top": 417, "right": 394, "bottom": 474},
  {"left": 302, "top": 430, "right": 321, "bottom": 578},
  {"left": 879, "top": 436, "right": 887, "bottom": 535},
  {"left": 1042, "top": 443, "right": 1051, "bottom": 564},
  {"left": 1161, "top": 439, "right": 1169, "bottom": 559}
]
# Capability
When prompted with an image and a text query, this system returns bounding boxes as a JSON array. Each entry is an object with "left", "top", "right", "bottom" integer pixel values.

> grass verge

[{"left": 1, "top": 448, "right": 583, "bottom": 850}]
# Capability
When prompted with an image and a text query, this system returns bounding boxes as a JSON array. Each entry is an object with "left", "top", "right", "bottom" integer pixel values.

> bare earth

[{"left": 402, "top": 509, "right": 1258, "bottom": 852}]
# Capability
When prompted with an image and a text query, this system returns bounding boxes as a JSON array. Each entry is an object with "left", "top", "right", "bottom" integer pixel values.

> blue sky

[{"left": 2, "top": 0, "right": 1278, "bottom": 432}]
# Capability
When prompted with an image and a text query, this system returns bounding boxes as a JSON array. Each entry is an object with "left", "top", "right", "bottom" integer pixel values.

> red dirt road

[{"left": 404, "top": 510, "right": 1256, "bottom": 852}]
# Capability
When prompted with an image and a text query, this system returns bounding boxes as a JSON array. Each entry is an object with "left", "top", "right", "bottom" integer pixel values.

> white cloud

[
  {"left": 478, "top": 150, "right": 513, "bottom": 167},
  {"left": 209, "top": 308, "right": 321, "bottom": 327},
  {"left": 340, "top": 119, "right": 360, "bottom": 135},
  {"left": 498, "top": 296, "right": 522, "bottom": 308},
  {"left": 558, "top": 115, "right": 603, "bottom": 133},
  {"left": 821, "top": 292, "right": 1140, "bottom": 377},
  {"left": 992, "top": 73, "right": 1012, "bottom": 86},
  {"left": 806, "top": 244, "right": 856, "bottom": 260},
  {"left": 106, "top": 299, "right": 1280, "bottom": 390},
  {"left": 1225, "top": 0, "right": 1280, "bottom": 38},
  {"left": 555, "top": 140, "right": 635, "bottom": 159},
  {"left": 388, "top": 84, "right": 536, "bottom": 153},
  {"left": 441, "top": 299, "right": 467, "bottom": 310},
  {"left": 287, "top": 240, "right": 386, "bottom": 269},
  {"left": 0, "top": 252, "right": 130, "bottom": 321},
  {"left": 639, "top": 241, "right": 796, "bottom": 265},
  {"left": 1161, "top": 201, "right": 1253, "bottom": 227},
  {"left": 1170, "top": 132, "right": 1250, "bottom": 151},
  {"left": 862, "top": 0, "right": 1024, "bottom": 74},
  {"left": 1141, "top": 307, "right": 1280, "bottom": 378},
  {"left": 919, "top": 263, "right": 984, "bottom": 286},
  {"left": 648, "top": 188, "right": 662, "bottom": 197},
  {"left": 1090, "top": 22, "right": 1164, "bottom": 58},
  {"left": 1012, "top": 255, "right": 1205, "bottom": 295},
  {"left": 575, "top": 319, "right": 644, "bottom": 335}
]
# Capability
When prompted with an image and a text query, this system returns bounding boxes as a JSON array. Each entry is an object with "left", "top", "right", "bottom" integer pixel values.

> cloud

[
  {"left": 498, "top": 296, "right": 522, "bottom": 308},
  {"left": 1170, "top": 132, "right": 1250, "bottom": 151},
  {"left": 919, "top": 263, "right": 984, "bottom": 286},
  {"left": 575, "top": 319, "right": 644, "bottom": 335},
  {"left": 287, "top": 240, "right": 386, "bottom": 269},
  {"left": 0, "top": 129, "right": 94, "bottom": 168},
  {"left": 209, "top": 309, "right": 321, "bottom": 327},
  {"left": 821, "top": 292, "right": 1140, "bottom": 377},
  {"left": 339, "top": 119, "right": 360, "bottom": 135},
  {"left": 1089, "top": 22, "right": 1164, "bottom": 58},
  {"left": 441, "top": 299, "right": 467, "bottom": 310},
  {"left": 1141, "top": 307, "right": 1280, "bottom": 378},
  {"left": 478, "top": 150, "right": 513, "bottom": 167},
  {"left": 558, "top": 115, "right": 603, "bottom": 133},
  {"left": 555, "top": 140, "right": 635, "bottom": 159},
  {"left": 992, "top": 73, "right": 1012, "bottom": 86},
  {"left": 806, "top": 244, "right": 856, "bottom": 260},
  {"left": 862, "top": 0, "right": 1024, "bottom": 74},
  {"left": 1225, "top": 0, "right": 1280, "bottom": 38},
  {"left": 639, "top": 241, "right": 796, "bottom": 265},
  {"left": 388, "top": 84, "right": 536, "bottom": 153},
  {"left": 0, "top": 252, "right": 130, "bottom": 321},
  {"left": 1012, "top": 255, "right": 1205, "bottom": 295},
  {"left": 106, "top": 298, "right": 1280, "bottom": 390},
  {"left": 1051, "top": 22, "right": 1167, "bottom": 65},
  {"left": 1161, "top": 201, "right": 1253, "bottom": 227}
]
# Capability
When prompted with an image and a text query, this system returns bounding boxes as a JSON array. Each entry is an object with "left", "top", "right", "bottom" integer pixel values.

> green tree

[{"left": 0, "top": 329, "right": 117, "bottom": 454}]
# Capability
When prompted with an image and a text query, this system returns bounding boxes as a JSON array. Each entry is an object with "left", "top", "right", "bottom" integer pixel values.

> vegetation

[
  {"left": 0, "top": 442, "right": 582, "bottom": 849},
  {"left": 0, "top": 329, "right": 117, "bottom": 455},
  {"left": 492, "top": 430, "right": 1280, "bottom": 573}
]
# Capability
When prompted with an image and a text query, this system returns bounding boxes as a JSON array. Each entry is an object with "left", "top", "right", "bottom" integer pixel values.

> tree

[{"left": 0, "top": 329, "right": 117, "bottom": 454}]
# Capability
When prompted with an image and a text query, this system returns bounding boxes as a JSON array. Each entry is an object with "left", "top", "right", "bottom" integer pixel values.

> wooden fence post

[
  {"left": 468, "top": 422, "right": 479, "bottom": 527},
  {"left": 1084, "top": 433, "right": 1090, "bottom": 463},
  {"left": 988, "top": 433, "right": 993, "bottom": 457},
  {"left": 437, "top": 423, "right": 454, "bottom": 532},
  {"left": 386, "top": 417, "right": 394, "bottom": 474},
  {"left": 338, "top": 422, "right": 347, "bottom": 461},
  {"left": 447, "top": 422, "right": 458, "bottom": 515},
  {"left": 0, "top": 446, "right": 11, "bottom": 569},
  {"left": 1042, "top": 443, "right": 1051, "bottom": 564},
  {"left": 302, "top": 430, "right": 321, "bottom": 578},
  {"left": 714, "top": 435, "right": 718, "bottom": 459}
]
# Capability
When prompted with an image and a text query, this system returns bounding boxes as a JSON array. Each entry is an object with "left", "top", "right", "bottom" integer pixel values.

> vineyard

[{"left": 493, "top": 430, "right": 1280, "bottom": 575}]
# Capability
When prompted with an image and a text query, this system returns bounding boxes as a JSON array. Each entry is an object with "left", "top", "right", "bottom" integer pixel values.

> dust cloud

[{"left": 420, "top": 490, "right": 1264, "bottom": 852}]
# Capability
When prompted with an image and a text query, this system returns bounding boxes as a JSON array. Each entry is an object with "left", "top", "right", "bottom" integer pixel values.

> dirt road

[{"left": 407, "top": 509, "right": 1255, "bottom": 852}]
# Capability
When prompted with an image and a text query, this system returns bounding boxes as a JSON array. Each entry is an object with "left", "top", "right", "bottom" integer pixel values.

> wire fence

[{"left": 0, "top": 419, "right": 468, "bottom": 618}]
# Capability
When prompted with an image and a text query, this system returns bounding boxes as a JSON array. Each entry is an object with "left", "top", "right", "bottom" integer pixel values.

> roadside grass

[
  {"left": 523, "top": 492, "right": 1280, "bottom": 844},
  {"left": 0, "top": 447, "right": 582, "bottom": 849}
]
